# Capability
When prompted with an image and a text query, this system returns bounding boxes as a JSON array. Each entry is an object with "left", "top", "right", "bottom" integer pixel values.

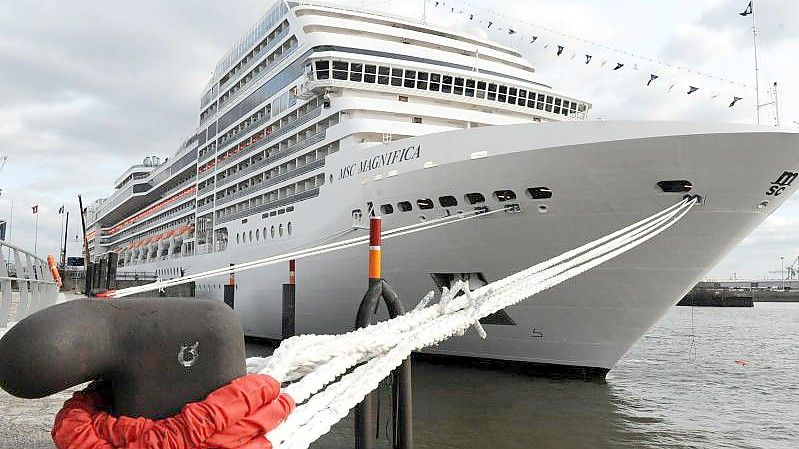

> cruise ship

[{"left": 87, "top": 0, "right": 799, "bottom": 377}]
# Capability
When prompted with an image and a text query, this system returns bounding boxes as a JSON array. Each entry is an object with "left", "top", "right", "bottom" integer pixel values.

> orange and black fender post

[
  {"left": 224, "top": 263, "right": 235, "bottom": 309},
  {"left": 282, "top": 260, "right": 296, "bottom": 340},
  {"left": 354, "top": 216, "right": 413, "bottom": 449}
]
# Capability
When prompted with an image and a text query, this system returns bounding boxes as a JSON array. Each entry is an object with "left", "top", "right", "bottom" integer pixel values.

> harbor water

[
  {"left": 303, "top": 302, "right": 799, "bottom": 449},
  {"left": 1, "top": 303, "right": 797, "bottom": 448}
]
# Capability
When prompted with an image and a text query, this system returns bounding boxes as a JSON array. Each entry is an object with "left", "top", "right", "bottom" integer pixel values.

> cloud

[{"left": 1, "top": 0, "right": 797, "bottom": 283}]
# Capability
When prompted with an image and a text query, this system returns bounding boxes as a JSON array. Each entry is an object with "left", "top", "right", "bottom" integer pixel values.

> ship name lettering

[
  {"left": 338, "top": 145, "right": 422, "bottom": 179},
  {"left": 766, "top": 171, "right": 799, "bottom": 197}
]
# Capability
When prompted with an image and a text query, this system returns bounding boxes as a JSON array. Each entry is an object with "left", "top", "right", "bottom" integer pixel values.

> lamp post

[{"left": 781, "top": 256, "right": 785, "bottom": 290}]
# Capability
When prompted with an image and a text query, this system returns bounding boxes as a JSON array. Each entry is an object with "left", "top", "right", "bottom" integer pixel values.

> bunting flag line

[
  {"left": 427, "top": 0, "right": 749, "bottom": 109},
  {"left": 429, "top": 0, "right": 754, "bottom": 92}
]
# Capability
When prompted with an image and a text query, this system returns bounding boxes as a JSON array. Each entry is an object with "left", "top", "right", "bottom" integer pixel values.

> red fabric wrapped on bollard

[{"left": 52, "top": 374, "right": 294, "bottom": 449}]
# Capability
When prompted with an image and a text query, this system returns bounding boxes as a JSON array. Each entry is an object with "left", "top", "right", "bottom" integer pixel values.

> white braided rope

[
  {"left": 246, "top": 198, "right": 697, "bottom": 449},
  {"left": 112, "top": 208, "right": 504, "bottom": 298}
]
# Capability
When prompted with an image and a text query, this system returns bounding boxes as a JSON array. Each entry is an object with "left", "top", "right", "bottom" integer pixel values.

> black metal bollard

[
  {"left": 354, "top": 217, "right": 413, "bottom": 449},
  {"left": 282, "top": 260, "right": 296, "bottom": 340}
]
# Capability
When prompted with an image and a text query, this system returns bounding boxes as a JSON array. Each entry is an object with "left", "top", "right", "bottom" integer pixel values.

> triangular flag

[
  {"left": 530, "top": 36, "right": 538, "bottom": 43},
  {"left": 58, "top": 205, "right": 65, "bottom": 214},
  {"left": 729, "top": 97, "right": 743, "bottom": 107},
  {"left": 740, "top": 1, "right": 753, "bottom": 16},
  {"left": 32, "top": 205, "right": 38, "bottom": 214},
  {"left": 688, "top": 86, "right": 700, "bottom": 95},
  {"left": 508, "top": 29, "right": 516, "bottom": 35},
  {"left": 585, "top": 55, "right": 593, "bottom": 64},
  {"left": 647, "top": 74, "right": 659, "bottom": 86},
  {"left": 613, "top": 63, "right": 624, "bottom": 70},
  {"left": 487, "top": 21, "right": 493, "bottom": 28},
  {"left": 556, "top": 45, "right": 564, "bottom": 56}
]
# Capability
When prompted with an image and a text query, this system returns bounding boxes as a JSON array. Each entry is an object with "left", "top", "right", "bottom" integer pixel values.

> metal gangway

[{"left": 0, "top": 241, "right": 61, "bottom": 330}]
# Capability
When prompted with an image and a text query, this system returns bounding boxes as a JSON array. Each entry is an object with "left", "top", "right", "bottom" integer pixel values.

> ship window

[
  {"left": 288, "top": 222, "right": 292, "bottom": 235},
  {"left": 236, "top": 233, "right": 241, "bottom": 244},
  {"left": 417, "top": 72, "right": 428, "bottom": 90},
  {"left": 417, "top": 198, "right": 435, "bottom": 210},
  {"left": 350, "top": 63, "right": 363, "bottom": 82},
  {"left": 364, "top": 65, "right": 377, "bottom": 83},
  {"left": 279, "top": 224, "right": 284, "bottom": 237},
  {"left": 315, "top": 61, "right": 330, "bottom": 80},
  {"left": 465, "top": 79, "right": 475, "bottom": 97},
  {"left": 441, "top": 75, "right": 453, "bottom": 93},
  {"left": 518, "top": 90, "right": 527, "bottom": 106},
  {"left": 439, "top": 196, "right": 458, "bottom": 207},
  {"left": 487, "top": 84, "right": 497, "bottom": 101},
  {"left": 378, "top": 66, "right": 390, "bottom": 84},
  {"left": 398, "top": 201, "right": 413, "bottom": 212},
  {"left": 453, "top": 77, "right": 464, "bottom": 95},
  {"left": 465, "top": 193, "right": 485, "bottom": 205},
  {"left": 263, "top": 227, "right": 267, "bottom": 238},
  {"left": 391, "top": 68, "right": 403, "bottom": 86},
  {"left": 527, "top": 187, "right": 553, "bottom": 200},
  {"left": 404, "top": 70, "right": 416, "bottom": 88},
  {"left": 332, "top": 61, "right": 348, "bottom": 80},
  {"left": 545, "top": 104, "right": 553, "bottom": 112},
  {"left": 413, "top": 116, "right": 422, "bottom": 124},
  {"left": 256, "top": 229, "right": 260, "bottom": 241},
  {"left": 429, "top": 73, "right": 441, "bottom": 91},
  {"left": 494, "top": 190, "right": 517, "bottom": 202},
  {"left": 271, "top": 226, "right": 276, "bottom": 238},
  {"left": 381, "top": 204, "right": 394, "bottom": 215},
  {"left": 249, "top": 231, "right": 253, "bottom": 242}
]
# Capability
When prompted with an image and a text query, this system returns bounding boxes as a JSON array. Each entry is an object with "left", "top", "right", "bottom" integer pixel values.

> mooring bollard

[
  {"left": 282, "top": 259, "right": 296, "bottom": 340},
  {"left": 224, "top": 263, "right": 235, "bottom": 309},
  {"left": 355, "top": 216, "right": 413, "bottom": 449}
]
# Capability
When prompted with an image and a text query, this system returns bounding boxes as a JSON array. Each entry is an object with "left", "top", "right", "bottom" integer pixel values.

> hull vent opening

[
  {"left": 430, "top": 273, "right": 517, "bottom": 326},
  {"left": 658, "top": 180, "right": 693, "bottom": 193}
]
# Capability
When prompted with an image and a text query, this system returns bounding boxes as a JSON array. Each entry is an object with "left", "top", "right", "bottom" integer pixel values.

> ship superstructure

[{"left": 88, "top": 1, "right": 799, "bottom": 377}]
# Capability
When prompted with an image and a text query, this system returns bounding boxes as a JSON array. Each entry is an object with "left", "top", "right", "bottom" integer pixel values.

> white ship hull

[{"left": 122, "top": 121, "right": 799, "bottom": 374}]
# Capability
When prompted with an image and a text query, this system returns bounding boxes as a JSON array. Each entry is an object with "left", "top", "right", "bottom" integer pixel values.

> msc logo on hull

[{"left": 766, "top": 171, "right": 798, "bottom": 197}]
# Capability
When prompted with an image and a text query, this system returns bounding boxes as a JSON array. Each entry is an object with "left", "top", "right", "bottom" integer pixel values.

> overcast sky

[{"left": 0, "top": 0, "right": 797, "bottom": 279}]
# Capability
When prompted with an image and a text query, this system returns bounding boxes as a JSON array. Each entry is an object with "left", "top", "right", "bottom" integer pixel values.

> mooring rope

[
  {"left": 109, "top": 208, "right": 505, "bottom": 298},
  {"left": 238, "top": 197, "right": 698, "bottom": 449}
]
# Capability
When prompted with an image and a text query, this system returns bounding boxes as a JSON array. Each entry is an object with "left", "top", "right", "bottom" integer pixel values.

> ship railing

[
  {"left": 215, "top": 159, "right": 326, "bottom": 208},
  {"left": 0, "top": 241, "right": 60, "bottom": 329},
  {"left": 216, "top": 188, "right": 320, "bottom": 225},
  {"left": 218, "top": 37, "right": 297, "bottom": 111},
  {"left": 216, "top": 130, "right": 327, "bottom": 192},
  {"left": 215, "top": 107, "right": 323, "bottom": 174},
  {"left": 219, "top": 25, "right": 292, "bottom": 92}
]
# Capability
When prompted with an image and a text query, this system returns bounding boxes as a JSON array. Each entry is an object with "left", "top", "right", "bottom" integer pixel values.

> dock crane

[{"left": 769, "top": 256, "right": 799, "bottom": 279}]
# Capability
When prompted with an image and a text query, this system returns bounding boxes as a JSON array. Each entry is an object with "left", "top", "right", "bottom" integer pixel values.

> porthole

[
  {"left": 381, "top": 204, "right": 395, "bottom": 215},
  {"left": 494, "top": 190, "right": 517, "bottom": 202},
  {"left": 658, "top": 180, "right": 693, "bottom": 193},
  {"left": 439, "top": 196, "right": 458, "bottom": 207},
  {"left": 398, "top": 201, "right": 413, "bottom": 212},
  {"left": 527, "top": 187, "right": 553, "bottom": 200},
  {"left": 271, "top": 226, "right": 276, "bottom": 238},
  {"left": 236, "top": 233, "right": 241, "bottom": 244},
  {"left": 279, "top": 224, "right": 284, "bottom": 237},
  {"left": 417, "top": 198, "right": 434, "bottom": 210},
  {"left": 288, "top": 222, "right": 293, "bottom": 235},
  {"left": 465, "top": 193, "right": 486, "bottom": 205},
  {"left": 249, "top": 231, "right": 253, "bottom": 243},
  {"left": 256, "top": 229, "right": 260, "bottom": 241},
  {"left": 538, "top": 205, "right": 549, "bottom": 214}
]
